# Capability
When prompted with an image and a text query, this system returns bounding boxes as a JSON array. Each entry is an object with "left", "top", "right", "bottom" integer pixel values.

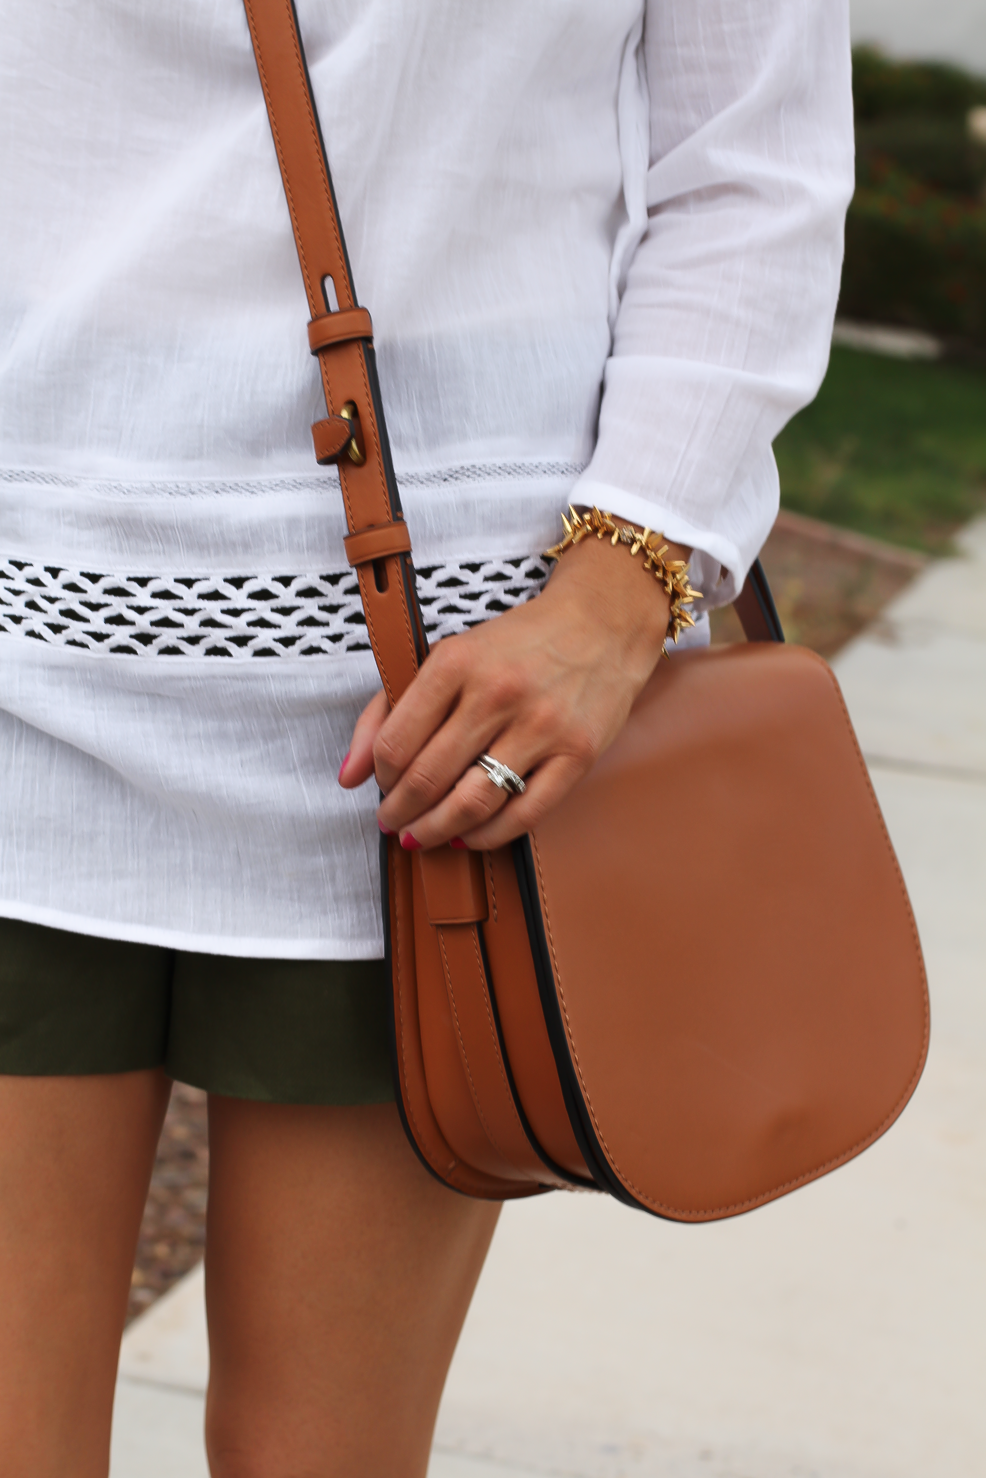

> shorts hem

[
  {"left": 0, "top": 1058, "right": 165, "bottom": 1079},
  {"left": 170, "top": 1067, "right": 395, "bottom": 1107}
]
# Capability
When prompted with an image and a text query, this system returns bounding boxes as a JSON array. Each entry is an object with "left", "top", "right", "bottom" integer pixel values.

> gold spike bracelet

[{"left": 545, "top": 506, "right": 702, "bottom": 652}]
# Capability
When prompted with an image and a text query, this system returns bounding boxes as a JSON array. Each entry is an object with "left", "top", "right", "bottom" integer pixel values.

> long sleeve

[{"left": 572, "top": 0, "right": 855, "bottom": 606}]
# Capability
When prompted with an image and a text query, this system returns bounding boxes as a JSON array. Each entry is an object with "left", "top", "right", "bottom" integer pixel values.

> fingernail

[
  {"left": 449, "top": 837, "right": 468, "bottom": 850},
  {"left": 400, "top": 832, "right": 422, "bottom": 851},
  {"left": 378, "top": 820, "right": 395, "bottom": 836},
  {"left": 337, "top": 752, "right": 350, "bottom": 782}
]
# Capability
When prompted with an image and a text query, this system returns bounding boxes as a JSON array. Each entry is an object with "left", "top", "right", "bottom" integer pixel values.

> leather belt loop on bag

[
  {"left": 308, "top": 307, "right": 374, "bottom": 353},
  {"left": 418, "top": 849, "right": 488, "bottom": 926},
  {"left": 344, "top": 522, "right": 412, "bottom": 567}
]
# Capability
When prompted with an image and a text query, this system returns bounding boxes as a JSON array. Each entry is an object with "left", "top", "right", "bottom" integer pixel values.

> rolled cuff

[{"left": 567, "top": 474, "right": 775, "bottom": 609}]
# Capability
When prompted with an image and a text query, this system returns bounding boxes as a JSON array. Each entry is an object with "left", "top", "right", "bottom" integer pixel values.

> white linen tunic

[{"left": 0, "top": 0, "right": 854, "bottom": 957}]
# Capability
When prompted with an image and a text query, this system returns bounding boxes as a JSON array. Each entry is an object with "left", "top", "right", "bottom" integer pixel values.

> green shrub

[
  {"left": 841, "top": 50, "right": 986, "bottom": 346},
  {"left": 855, "top": 116, "right": 986, "bottom": 200},
  {"left": 852, "top": 45, "right": 986, "bottom": 122},
  {"left": 841, "top": 161, "right": 986, "bottom": 343}
]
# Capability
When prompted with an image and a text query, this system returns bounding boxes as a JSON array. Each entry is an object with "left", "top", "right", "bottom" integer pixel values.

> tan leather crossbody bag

[{"left": 242, "top": 0, "right": 929, "bottom": 1220}]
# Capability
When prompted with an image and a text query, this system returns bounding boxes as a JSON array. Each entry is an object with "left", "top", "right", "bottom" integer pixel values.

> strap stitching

[
  {"left": 484, "top": 851, "right": 498, "bottom": 924},
  {"left": 467, "top": 922, "right": 533, "bottom": 1158},
  {"left": 242, "top": 0, "right": 317, "bottom": 311},
  {"left": 439, "top": 928, "right": 511, "bottom": 1163},
  {"left": 393, "top": 849, "right": 460, "bottom": 1179}
]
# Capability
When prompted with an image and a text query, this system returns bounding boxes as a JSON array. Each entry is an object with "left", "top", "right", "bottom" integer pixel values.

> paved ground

[
  {"left": 128, "top": 1084, "right": 208, "bottom": 1324},
  {"left": 110, "top": 518, "right": 986, "bottom": 1478},
  {"left": 710, "top": 507, "right": 926, "bottom": 658}
]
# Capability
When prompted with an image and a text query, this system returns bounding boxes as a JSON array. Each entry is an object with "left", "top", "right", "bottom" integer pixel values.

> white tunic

[{"left": 0, "top": 0, "right": 854, "bottom": 957}]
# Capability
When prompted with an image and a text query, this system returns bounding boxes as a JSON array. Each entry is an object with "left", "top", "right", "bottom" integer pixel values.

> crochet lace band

[{"left": 0, "top": 554, "right": 551, "bottom": 658}]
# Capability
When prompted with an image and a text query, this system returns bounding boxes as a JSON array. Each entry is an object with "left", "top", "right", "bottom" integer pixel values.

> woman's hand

[{"left": 338, "top": 529, "right": 689, "bottom": 851}]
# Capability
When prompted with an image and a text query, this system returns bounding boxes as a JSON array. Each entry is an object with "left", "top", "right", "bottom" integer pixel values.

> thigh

[
  {"left": 0, "top": 1069, "right": 172, "bottom": 1478},
  {"left": 205, "top": 1098, "right": 501, "bottom": 1478}
]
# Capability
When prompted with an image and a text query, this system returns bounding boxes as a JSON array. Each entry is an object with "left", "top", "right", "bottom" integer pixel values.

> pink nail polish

[
  {"left": 400, "top": 833, "right": 422, "bottom": 851},
  {"left": 337, "top": 752, "right": 350, "bottom": 782},
  {"left": 449, "top": 837, "right": 468, "bottom": 850},
  {"left": 378, "top": 820, "right": 395, "bottom": 836}
]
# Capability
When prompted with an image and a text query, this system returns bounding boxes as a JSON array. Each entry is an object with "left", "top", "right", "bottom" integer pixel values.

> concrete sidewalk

[{"left": 110, "top": 519, "right": 986, "bottom": 1478}]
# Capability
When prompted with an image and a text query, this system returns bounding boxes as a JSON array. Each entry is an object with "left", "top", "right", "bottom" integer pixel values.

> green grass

[{"left": 774, "top": 346, "right": 986, "bottom": 554}]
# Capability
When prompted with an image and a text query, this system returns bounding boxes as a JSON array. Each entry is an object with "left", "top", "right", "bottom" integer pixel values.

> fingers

[
  {"left": 373, "top": 636, "right": 528, "bottom": 827},
  {"left": 374, "top": 704, "right": 513, "bottom": 838},
  {"left": 371, "top": 641, "right": 475, "bottom": 796},
  {"left": 458, "top": 753, "right": 587, "bottom": 852},
  {"left": 385, "top": 737, "right": 521, "bottom": 849},
  {"left": 338, "top": 688, "right": 390, "bottom": 789},
  {"left": 339, "top": 549, "right": 658, "bottom": 846},
  {"left": 388, "top": 742, "right": 589, "bottom": 853}
]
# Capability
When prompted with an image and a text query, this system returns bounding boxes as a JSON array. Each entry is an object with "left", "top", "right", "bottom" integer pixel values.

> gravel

[{"left": 128, "top": 1082, "right": 209, "bottom": 1325}]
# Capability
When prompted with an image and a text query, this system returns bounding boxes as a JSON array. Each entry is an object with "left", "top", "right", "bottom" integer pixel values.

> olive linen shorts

[{"left": 0, "top": 916, "right": 393, "bottom": 1105}]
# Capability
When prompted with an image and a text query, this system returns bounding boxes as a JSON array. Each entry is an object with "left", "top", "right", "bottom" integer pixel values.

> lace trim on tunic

[
  {"left": 0, "top": 459, "right": 583, "bottom": 497},
  {"left": 0, "top": 554, "right": 551, "bottom": 658}
]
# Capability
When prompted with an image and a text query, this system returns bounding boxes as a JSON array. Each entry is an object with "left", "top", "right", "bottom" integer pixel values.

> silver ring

[{"left": 475, "top": 752, "right": 527, "bottom": 796}]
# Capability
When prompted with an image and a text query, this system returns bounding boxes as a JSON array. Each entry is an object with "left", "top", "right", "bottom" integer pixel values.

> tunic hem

[{"left": 0, "top": 897, "right": 385, "bottom": 963}]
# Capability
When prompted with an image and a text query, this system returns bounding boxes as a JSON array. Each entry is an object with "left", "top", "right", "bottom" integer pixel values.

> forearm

[{"left": 572, "top": 0, "right": 854, "bottom": 600}]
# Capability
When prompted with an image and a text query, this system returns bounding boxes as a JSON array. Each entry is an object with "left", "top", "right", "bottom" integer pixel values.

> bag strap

[
  {"left": 241, "top": 0, "right": 427, "bottom": 706},
  {"left": 241, "top": 0, "right": 782, "bottom": 668},
  {"left": 734, "top": 558, "right": 784, "bottom": 643}
]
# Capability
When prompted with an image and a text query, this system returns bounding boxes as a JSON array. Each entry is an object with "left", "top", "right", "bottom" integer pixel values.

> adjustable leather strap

[
  {"left": 241, "top": 0, "right": 425, "bottom": 705},
  {"left": 734, "top": 558, "right": 785, "bottom": 644}
]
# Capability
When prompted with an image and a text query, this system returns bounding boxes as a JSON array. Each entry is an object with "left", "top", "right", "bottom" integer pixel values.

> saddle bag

[{"left": 243, "top": 0, "right": 929, "bottom": 1219}]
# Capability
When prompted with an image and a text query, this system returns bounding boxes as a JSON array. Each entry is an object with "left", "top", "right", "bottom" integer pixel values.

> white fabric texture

[{"left": 0, "top": 0, "right": 853, "bottom": 957}]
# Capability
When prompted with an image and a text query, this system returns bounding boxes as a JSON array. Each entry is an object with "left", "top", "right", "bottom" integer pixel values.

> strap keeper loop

[
  {"left": 308, "top": 307, "right": 374, "bottom": 354},
  {"left": 344, "top": 522, "right": 413, "bottom": 566}
]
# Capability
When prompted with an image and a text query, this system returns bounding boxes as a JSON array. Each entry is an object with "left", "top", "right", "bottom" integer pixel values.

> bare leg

[
  {"left": 0, "top": 1070, "right": 171, "bottom": 1478},
  {"left": 205, "top": 1099, "right": 500, "bottom": 1478}
]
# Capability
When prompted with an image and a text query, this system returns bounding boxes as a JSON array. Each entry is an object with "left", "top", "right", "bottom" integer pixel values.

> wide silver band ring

[{"left": 475, "top": 752, "right": 527, "bottom": 796}]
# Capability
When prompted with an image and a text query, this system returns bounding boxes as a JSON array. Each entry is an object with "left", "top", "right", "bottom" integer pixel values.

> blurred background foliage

[
  {"left": 775, "top": 346, "right": 986, "bottom": 554},
  {"left": 841, "top": 47, "right": 986, "bottom": 347},
  {"left": 770, "top": 47, "right": 986, "bottom": 561}
]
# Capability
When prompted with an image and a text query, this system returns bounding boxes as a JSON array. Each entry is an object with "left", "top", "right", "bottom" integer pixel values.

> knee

[
  {"left": 205, "top": 1390, "right": 341, "bottom": 1478},
  {"left": 205, "top": 1388, "right": 425, "bottom": 1478},
  {"left": 205, "top": 1396, "right": 278, "bottom": 1478},
  {"left": 206, "top": 1435, "right": 281, "bottom": 1478}
]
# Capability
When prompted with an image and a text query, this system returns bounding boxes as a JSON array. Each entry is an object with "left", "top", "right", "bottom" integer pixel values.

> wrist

[
  {"left": 547, "top": 532, "right": 670, "bottom": 652},
  {"left": 543, "top": 507, "right": 696, "bottom": 660}
]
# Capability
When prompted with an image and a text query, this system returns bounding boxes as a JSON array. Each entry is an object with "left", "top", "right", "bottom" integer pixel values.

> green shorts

[{"left": 0, "top": 916, "right": 393, "bottom": 1105}]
